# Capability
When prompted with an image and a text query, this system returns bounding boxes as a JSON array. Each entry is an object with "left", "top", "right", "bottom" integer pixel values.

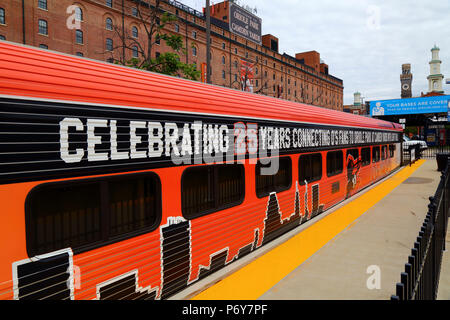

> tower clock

[{"left": 400, "top": 64, "right": 412, "bottom": 99}]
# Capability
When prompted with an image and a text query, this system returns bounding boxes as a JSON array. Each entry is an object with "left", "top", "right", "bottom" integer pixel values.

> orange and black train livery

[{"left": 0, "top": 41, "right": 403, "bottom": 300}]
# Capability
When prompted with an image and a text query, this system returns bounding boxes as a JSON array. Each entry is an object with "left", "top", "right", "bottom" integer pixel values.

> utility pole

[
  {"left": 122, "top": 0, "right": 125, "bottom": 65},
  {"left": 206, "top": 0, "right": 211, "bottom": 84}
]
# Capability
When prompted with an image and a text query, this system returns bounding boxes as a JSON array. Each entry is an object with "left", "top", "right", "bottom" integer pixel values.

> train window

[
  {"left": 361, "top": 147, "right": 371, "bottom": 166},
  {"left": 381, "top": 145, "right": 388, "bottom": 160},
  {"left": 26, "top": 173, "right": 161, "bottom": 256},
  {"left": 389, "top": 144, "right": 396, "bottom": 158},
  {"left": 372, "top": 146, "right": 380, "bottom": 163},
  {"left": 182, "top": 164, "right": 245, "bottom": 219},
  {"left": 109, "top": 175, "right": 160, "bottom": 238},
  {"left": 299, "top": 153, "right": 322, "bottom": 185},
  {"left": 346, "top": 149, "right": 359, "bottom": 162},
  {"left": 256, "top": 157, "right": 292, "bottom": 198},
  {"left": 327, "top": 151, "right": 343, "bottom": 177}
]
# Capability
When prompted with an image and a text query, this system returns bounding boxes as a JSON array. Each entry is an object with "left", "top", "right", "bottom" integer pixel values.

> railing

[
  {"left": 421, "top": 146, "right": 450, "bottom": 159},
  {"left": 391, "top": 158, "right": 449, "bottom": 300},
  {"left": 402, "top": 145, "right": 422, "bottom": 167}
]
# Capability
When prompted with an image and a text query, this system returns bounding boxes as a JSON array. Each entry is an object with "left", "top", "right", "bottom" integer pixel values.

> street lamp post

[{"left": 206, "top": 0, "right": 211, "bottom": 84}]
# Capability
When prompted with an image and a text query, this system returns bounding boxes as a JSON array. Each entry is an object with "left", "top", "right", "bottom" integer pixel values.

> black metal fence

[
  {"left": 421, "top": 146, "right": 450, "bottom": 159},
  {"left": 391, "top": 158, "right": 449, "bottom": 300},
  {"left": 402, "top": 145, "right": 422, "bottom": 167}
]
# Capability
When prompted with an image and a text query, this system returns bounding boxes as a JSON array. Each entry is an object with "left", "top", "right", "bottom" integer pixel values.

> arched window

[
  {"left": 106, "top": 38, "right": 113, "bottom": 51},
  {"left": 75, "top": 7, "right": 83, "bottom": 21},
  {"left": 132, "top": 46, "right": 138, "bottom": 58},
  {"left": 132, "top": 26, "right": 138, "bottom": 38},
  {"left": 0, "top": 8, "right": 5, "bottom": 25},
  {"left": 76, "top": 30, "right": 83, "bottom": 44},
  {"left": 192, "top": 46, "right": 197, "bottom": 57},
  {"left": 106, "top": 18, "right": 113, "bottom": 30},
  {"left": 221, "top": 56, "right": 225, "bottom": 65},
  {"left": 38, "top": 1, "right": 47, "bottom": 10},
  {"left": 38, "top": 19, "right": 48, "bottom": 35}
]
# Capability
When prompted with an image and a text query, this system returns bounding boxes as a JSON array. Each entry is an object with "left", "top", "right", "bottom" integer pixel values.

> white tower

[
  {"left": 353, "top": 91, "right": 361, "bottom": 106},
  {"left": 427, "top": 44, "right": 444, "bottom": 93}
]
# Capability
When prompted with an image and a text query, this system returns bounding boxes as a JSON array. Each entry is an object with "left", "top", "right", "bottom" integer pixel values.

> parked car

[{"left": 403, "top": 135, "right": 428, "bottom": 150}]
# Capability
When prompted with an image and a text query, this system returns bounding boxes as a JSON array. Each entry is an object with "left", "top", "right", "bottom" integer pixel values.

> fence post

[{"left": 401, "top": 272, "right": 409, "bottom": 300}]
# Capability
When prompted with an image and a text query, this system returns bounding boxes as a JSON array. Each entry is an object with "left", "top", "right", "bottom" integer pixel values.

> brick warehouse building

[{"left": 0, "top": 0, "right": 344, "bottom": 110}]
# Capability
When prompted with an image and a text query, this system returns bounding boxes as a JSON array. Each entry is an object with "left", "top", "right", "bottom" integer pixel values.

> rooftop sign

[{"left": 229, "top": 2, "right": 262, "bottom": 45}]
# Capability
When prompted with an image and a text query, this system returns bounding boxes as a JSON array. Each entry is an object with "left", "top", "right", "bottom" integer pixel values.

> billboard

[
  {"left": 370, "top": 95, "right": 450, "bottom": 116},
  {"left": 448, "top": 99, "right": 450, "bottom": 122},
  {"left": 229, "top": 2, "right": 262, "bottom": 45}
]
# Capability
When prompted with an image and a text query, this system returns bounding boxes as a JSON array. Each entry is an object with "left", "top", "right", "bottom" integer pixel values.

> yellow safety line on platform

[{"left": 192, "top": 160, "right": 426, "bottom": 300}]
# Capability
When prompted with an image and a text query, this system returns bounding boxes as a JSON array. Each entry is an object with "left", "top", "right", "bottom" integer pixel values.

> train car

[{"left": 0, "top": 41, "right": 403, "bottom": 300}]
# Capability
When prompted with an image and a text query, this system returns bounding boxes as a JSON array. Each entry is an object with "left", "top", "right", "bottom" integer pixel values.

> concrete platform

[
  {"left": 174, "top": 160, "right": 447, "bottom": 300},
  {"left": 437, "top": 220, "right": 450, "bottom": 300},
  {"left": 260, "top": 159, "right": 443, "bottom": 300}
]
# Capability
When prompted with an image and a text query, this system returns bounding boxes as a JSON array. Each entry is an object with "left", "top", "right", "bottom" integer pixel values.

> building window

[
  {"left": 222, "top": 42, "right": 225, "bottom": 50},
  {"left": 222, "top": 70, "right": 226, "bottom": 79},
  {"left": 38, "top": 19, "right": 48, "bottom": 35},
  {"left": 132, "top": 7, "right": 138, "bottom": 17},
  {"left": 25, "top": 173, "right": 161, "bottom": 256},
  {"left": 174, "top": 24, "right": 179, "bottom": 33},
  {"left": 38, "top": 0, "right": 47, "bottom": 10},
  {"left": 234, "top": 74, "right": 238, "bottom": 82},
  {"left": 132, "top": 45, "right": 138, "bottom": 58},
  {"left": 256, "top": 156, "right": 292, "bottom": 198},
  {"left": 192, "top": 31, "right": 197, "bottom": 39},
  {"left": 106, "top": 18, "right": 113, "bottom": 30},
  {"left": 39, "top": 44, "right": 48, "bottom": 49},
  {"left": 0, "top": 35, "right": 5, "bottom": 40},
  {"left": 0, "top": 8, "right": 3, "bottom": 24},
  {"left": 222, "top": 56, "right": 225, "bottom": 65},
  {"left": 155, "top": 51, "right": 160, "bottom": 59},
  {"left": 75, "top": 7, "right": 83, "bottom": 21},
  {"left": 132, "top": 26, "right": 138, "bottom": 38},
  {"left": 155, "top": 34, "right": 160, "bottom": 45},
  {"left": 75, "top": 30, "right": 83, "bottom": 44},
  {"left": 326, "top": 151, "right": 343, "bottom": 177},
  {"left": 181, "top": 164, "right": 245, "bottom": 220},
  {"left": 192, "top": 46, "right": 197, "bottom": 56},
  {"left": 106, "top": 0, "right": 112, "bottom": 8},
  {"left": 106, "top": 38, "right": 113, "bottom": 51},
  {"left": 299, "top": 153, "right": 322, "bottom": 185},
  {"left": 234, "top": 48, "right": 237, "bottom": 54},
  {"left": 76, "top": 52, "right": 84, "bottom": 57}
]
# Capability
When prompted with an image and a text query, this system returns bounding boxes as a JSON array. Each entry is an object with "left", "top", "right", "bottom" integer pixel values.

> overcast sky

[{"left": 180, "top": 0, "right": 449, "bottom": 105}]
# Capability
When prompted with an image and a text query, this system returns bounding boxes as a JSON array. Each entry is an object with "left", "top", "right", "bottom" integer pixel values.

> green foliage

[{"left": 124, "top": 12, "right": 200, "bottom": 81}]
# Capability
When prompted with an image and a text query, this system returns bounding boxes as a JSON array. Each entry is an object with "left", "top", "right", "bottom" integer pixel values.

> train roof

[{"left": 0, "top": 41, "right": 402, "bottom": 132}]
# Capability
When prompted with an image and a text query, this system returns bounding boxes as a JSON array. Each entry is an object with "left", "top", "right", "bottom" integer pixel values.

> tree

[
  {"left": 109, "top": 0, "right": 200, "bottom": 80},
  {"left": 230, "top": 58, "right": 269, "bottom": 94}
]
